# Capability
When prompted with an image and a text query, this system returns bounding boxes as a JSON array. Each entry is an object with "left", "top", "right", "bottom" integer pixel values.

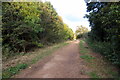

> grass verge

[
  {"left": 79, "top": 40, "right": 89, "bottom": 54},
  {"left": 79, "top": 39, "right": 119, "bottom": 78},
  {"left": 30, "top": 42, "right": 69, "bottom": 64},
  {"left": 2, "top": 41, "right": 69, "bottom": 78},
  {"left": 88, "top": 72, "right": 99, "bottom": 78},
  {"left": 2, "top": 64, "right": 28, "bottom": 78},
  {"left": 80, "top": 55, "right": 96, "bottom": 63}
]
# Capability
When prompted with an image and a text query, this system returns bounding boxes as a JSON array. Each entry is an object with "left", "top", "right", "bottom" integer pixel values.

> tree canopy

[
  {"left": 75, "top": 25, "right": 89, "bottom": 38},
  {"left": 2, "top": 1, "right": 74, "bottom": 58},
  {"left": 85, "top": 2, "right": 120, "bottom": 66}
]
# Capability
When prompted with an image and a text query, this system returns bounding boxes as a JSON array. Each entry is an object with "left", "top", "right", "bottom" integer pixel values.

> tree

[
  {"left": 85, "top": 2, "right": 120, "bottom": 66},
  {"left": 2, "top": 1, "right": 74, "bottom": 58},
  {"left": 75, "top": 25, "right": 89, "bottom": 38}
]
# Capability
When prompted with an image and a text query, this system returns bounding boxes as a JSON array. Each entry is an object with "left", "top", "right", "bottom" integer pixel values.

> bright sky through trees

[{"left": 42, "top": 0, "right": 90, "bottom": 32}]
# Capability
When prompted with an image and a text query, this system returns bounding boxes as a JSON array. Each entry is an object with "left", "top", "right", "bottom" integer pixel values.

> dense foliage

[
  {"left": 85, "top": 2, "right": 120, "bottom": 66},
  {"left": 2, "top": 2, "right": 74, "bottom": 58},
  {"left": 75, "top": 25, "right": 89, "bottom": 39}
]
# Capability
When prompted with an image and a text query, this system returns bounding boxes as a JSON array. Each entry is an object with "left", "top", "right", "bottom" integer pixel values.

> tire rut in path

[{"left": 15, "top": 40, "right": 89, "bottom": 78}]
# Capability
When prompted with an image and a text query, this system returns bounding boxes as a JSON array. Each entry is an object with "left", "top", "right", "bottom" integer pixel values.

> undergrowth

[
  {"left": 79, "top": 39, "right": 119, "bottom": 78},
  {"left": 85, "top": 38, "right": 120, "bottom": 66},
  {"left": 2, "top": 64, "right": 28, "bottom": 78},
  {"left": 2, "top": 42, "right": 69, "bottom": 78}
]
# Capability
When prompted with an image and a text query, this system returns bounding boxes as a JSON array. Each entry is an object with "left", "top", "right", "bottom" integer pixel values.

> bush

[
  {"left": 86, "top": 38, "right": 120, "bottom": 66},
  {"left": 32, "top": 42, "right": 44, "bottom": 48},
  {"left": 2, "top": 64, "right": 28, "bottom": 78}
]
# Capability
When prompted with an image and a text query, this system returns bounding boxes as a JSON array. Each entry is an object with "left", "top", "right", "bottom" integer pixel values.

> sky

[{"left": 42, "top": 0, "right": 90, "bottom": 32}]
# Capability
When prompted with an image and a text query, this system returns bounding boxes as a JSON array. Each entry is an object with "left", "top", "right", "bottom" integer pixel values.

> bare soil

[{"left": 15, "top": 40, "right": 90, "bottom": 78}]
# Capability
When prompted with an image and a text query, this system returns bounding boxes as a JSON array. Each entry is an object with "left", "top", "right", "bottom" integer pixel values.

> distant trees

[
  {"left": 85, "top": 2, "right": 120, "bottom": 66},
  {"left": 2, "top": 1, "right": 74, "bottom": 58},
  {"left": 75, "top": 25, "right": 89, "bottom": 39}
]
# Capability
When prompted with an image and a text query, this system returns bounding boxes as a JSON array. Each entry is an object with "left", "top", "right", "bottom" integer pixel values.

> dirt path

[{"left": 15, "top": 40, "right": 89, "bottom": 78}]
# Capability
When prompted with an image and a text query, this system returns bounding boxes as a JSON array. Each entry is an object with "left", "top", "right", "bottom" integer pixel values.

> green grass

[
  {"left": 79, "top": 39, "right": 99, "bottom": 78},
  {"left": 2, "top": 64, "right": 28, "bottom": 78},
  {"left": 2, "top": 42, "right": 69, "bottom": 78},
  {"left": 106, "top": 69, "right": 119, "bottom": 78},
  {"left": 79, "top": 39, "right": 119, "bottom": 78},
  {"left": 80, "top": 55, "right": 96, "bottom": 62},
  {"left": 88, "top": 72, "right": 100, "bottom": 78},
  {"left": 83, "top": 38, "right": 120, "bottom": 78},
  {"left": 79, "top": 40, "right": 95, "bottom": 63},
  {"left": 79, "top": 40, "right": 89, "bottom": 54}
]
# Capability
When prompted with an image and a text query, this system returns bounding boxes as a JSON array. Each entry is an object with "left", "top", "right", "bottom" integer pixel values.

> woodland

[{"left": 2, "top": 2, "right": 74, "bottom": 59}]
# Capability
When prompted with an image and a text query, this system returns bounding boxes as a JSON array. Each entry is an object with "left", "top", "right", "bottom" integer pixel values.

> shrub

[{"left": 86, "top": 38, "right": 120, "bottom": 66}]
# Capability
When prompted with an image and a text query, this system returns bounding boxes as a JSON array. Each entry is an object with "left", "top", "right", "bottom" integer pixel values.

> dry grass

[{"left": 2, "top": 42, "right": 69, "bottom": 78}]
